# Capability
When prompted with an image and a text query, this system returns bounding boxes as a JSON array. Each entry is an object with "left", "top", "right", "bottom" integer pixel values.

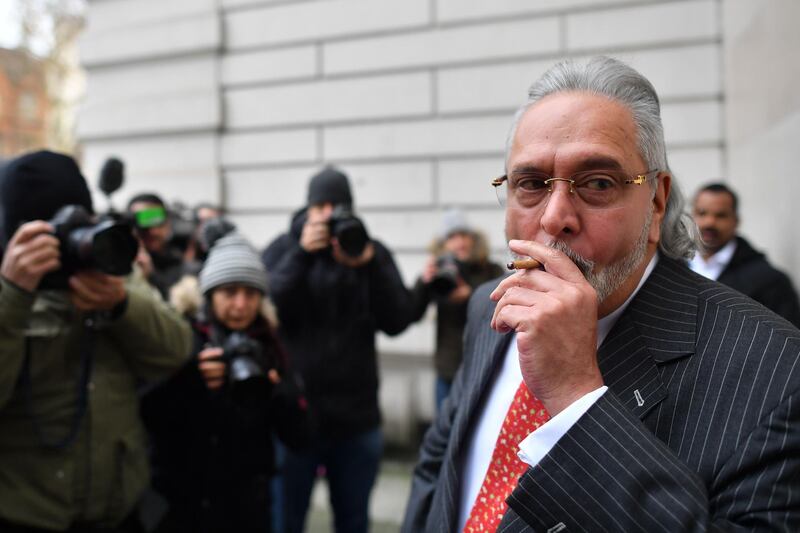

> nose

[
  {"left": 695, "top": 213, "right": 713, "bottom": 228},
  {"left": 231, "top": 291, "right": 248, "bottom": 310},
  {"left": 539, "top": 181, "right": 580, "bottom": 237}
]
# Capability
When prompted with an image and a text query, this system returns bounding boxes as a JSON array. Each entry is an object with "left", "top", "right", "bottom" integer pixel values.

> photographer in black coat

[
  {"left": 262, "top": 167, "right": 413, "bottom": 533},
  {"left": 141, "top": 233, "right": 308, "bottom": 533},
  {"left": 409, "top": 209, "right": 503, "bottom": 410}
]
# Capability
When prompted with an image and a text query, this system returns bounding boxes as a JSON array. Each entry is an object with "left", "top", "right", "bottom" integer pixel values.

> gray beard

[{"left": 511, "top": 208, "right": 653, "bottom": 304}]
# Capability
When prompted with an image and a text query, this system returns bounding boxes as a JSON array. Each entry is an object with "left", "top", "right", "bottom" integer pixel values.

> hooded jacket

[
  {"left": 140, "top": 287, "right": 309, "bottom": 533},
  {"left": 409, "top": 231, "right": 504, "bottom": 381},
  {"left": 0, "top": 151, "right": 192, "bottom": 530},
  {"left": 717, "top": 236, "right": 800, "bottom": 327},
  {"left": 262, "top": 208, "right": 413, "bottom": 438},
  {"left": 0, "top": 274, "right": 191, "bottom": 530}
]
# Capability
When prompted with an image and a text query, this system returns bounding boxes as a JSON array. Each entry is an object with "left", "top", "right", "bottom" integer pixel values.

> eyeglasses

[{"left": 491, "top": 169, "right": 659, "bottom": 210}]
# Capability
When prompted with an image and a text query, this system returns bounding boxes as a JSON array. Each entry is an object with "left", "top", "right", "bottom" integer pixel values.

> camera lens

[
  {"left": 429, "top": 254, "right": 461, "bottom": 296},
  {"left": 89, "top": 223, "right": 138, "bottom": 275}
]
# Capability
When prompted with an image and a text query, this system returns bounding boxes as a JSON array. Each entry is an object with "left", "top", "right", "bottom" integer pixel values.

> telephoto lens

[{"left": 40, "top": 205, "right": 138, "bottom": 289}]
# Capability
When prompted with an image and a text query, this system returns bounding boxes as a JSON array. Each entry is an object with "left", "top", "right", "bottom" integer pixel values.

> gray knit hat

[
  {"left": 199, "top": 233, "right": 269, "bottom": 295},
  {"left": 439, "top": 208, "right": 472, "bottom": 239}
]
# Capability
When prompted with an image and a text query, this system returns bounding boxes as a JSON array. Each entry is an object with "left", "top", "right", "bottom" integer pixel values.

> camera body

[
  {"left": 429, "top": 253, "right": 464, "bottom": 297},
  {"left": 40, "top": 205, "right": 138, "bottom": 289},
  {"left": 221, "top": 332, "right": 275, "bottom": 402},
  {"left": 328, "top": 205, "right": 369, "bottom": 257}
]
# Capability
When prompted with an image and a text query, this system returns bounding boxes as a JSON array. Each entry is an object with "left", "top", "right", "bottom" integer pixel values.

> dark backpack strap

[{"left": 21, "top": 324, "right": 95, "bottom": 450}]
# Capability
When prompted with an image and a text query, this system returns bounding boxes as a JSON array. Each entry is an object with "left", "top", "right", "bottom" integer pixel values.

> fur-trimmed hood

[
  {"left": 168, "top": 274, "right": 279, "bottom": 330},
  {"left": 427, "top": 229, "right": 493, "bottom": 264}
]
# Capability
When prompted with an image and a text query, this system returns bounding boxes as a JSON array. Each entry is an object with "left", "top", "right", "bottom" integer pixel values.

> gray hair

[{"left": 505, "top": 56, "right": 697, "bottom": 260}]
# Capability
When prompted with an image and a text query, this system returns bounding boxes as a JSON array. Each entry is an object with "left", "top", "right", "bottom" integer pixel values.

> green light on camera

[{"left": 135, "top": 206, "right": 166, "bottom": 229}]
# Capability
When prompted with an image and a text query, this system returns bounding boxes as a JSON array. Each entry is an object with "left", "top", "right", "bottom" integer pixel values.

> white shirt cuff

[{"left": 517, "top": 386, "right": 608, "bottom": 467}]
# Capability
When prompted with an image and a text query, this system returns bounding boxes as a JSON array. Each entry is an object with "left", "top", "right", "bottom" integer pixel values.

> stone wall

[{"left": 80, "top": 0, "right": 766, "bottom": 443}]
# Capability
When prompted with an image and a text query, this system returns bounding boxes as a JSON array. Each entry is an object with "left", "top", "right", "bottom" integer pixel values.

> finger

[
  {"left": 69, "top": 272, "right": 101, "bottom": 293},
  {"left": 491, "top": 298, "right": 554, "bottom": 334},
  {"left": 17, "top": 245, "right": 61, "bottom": 270},
  {"left": 70, "top": 271, "right": 107, "bottom": 290},
  {"left": 22, "top": 232, "right": 60, "bottom": 252},
  {"left": 69, "top": 292, "right": 95, "bottom": 311},
  {"left": 7, "top": 221, "right": 54, "bottom": 247},
  {"left": 491, "top": 288, "right": 549, "bottom": 331},
  {"left": 199, "top": 362, "right": 226, "bottom": 375},
  {"left": 508, "top": 239, "right": 586, "bottom": 284},
  {"left": 490, "top": 268, "right": 563, "bottom": 301},
  {"left": 68, "top": 274, "right": 91, "bottom": 295},
  {"left": 198, "top": 347, "right": 224, "bottom": 360},
  {"left": 68, "top": 276, "right": 105, "bottom": 306},
  {"left": 205, "top": 378, "right": 225, "bottom": 390}
]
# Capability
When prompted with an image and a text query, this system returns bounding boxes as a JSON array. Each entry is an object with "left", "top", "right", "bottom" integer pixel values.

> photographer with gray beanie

[
  {"left": 141, "top": 233, "right": 309, "bottom": 533},
  {"left": 262, "top": 166, "right": 413, "bottom": 533}
]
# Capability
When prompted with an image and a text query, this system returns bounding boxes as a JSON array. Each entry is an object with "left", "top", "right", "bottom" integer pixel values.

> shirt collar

[
  {"left": 596, "top": 253, "right": 659, "bottom": 347},
  {"left": 701, "top": 238, "right": 737, "bottom": 269}
]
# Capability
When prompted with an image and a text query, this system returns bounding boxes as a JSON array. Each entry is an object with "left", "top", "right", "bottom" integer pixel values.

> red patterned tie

[{"left": 462, "top": 381, "right": 550, "bottom": 532}]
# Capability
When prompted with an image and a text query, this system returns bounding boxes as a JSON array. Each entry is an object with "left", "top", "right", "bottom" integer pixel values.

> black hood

[
  {"left": 306, "top": 166, "right": 352, "bottom": 207},
  {"left": 0, "top": 150, "right": 93, "bottom": 246}
]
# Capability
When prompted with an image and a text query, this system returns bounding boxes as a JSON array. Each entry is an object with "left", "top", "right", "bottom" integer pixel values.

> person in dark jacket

[
  {"left": 0, "top": 151, "right": 191, "bottom": 532},
  {"left": 127, "top": 193, "right": 186, "bottom": 299},
  {"left": 690, "top": 182, "right": 800, "bottom": 326},
  {"left": 262, "top": 166, "right": 413, "bottom": 533},
  {"left": 141, "top": 233, "right": 309, "bottom": 533},
  {"left": 409, "top": 209, "right": 503, "bottom": 410}
]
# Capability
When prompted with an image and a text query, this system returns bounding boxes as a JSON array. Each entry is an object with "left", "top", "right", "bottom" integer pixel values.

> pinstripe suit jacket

[{"left": 403, "top": 256, "right": 800, "bottom": 532}]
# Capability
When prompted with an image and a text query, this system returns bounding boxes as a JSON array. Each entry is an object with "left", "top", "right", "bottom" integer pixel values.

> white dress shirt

[
  {"left": 457, "top": 254, "right": 659, "bottom": 530},
  {"left": 688, "top": 239, "right": 737, "bottom": 281}
]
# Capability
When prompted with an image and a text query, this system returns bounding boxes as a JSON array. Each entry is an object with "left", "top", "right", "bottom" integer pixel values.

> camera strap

[{"left": 21, "top": 324, "right": 95, "bottom": 450}]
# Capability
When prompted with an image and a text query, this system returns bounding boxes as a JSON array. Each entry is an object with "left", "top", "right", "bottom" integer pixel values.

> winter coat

[
  {"left": 140, "top": 298, "right": 309, "bottom": 533},
  {"left": 409, "top": 232, "right": 504, "bottom": 381},
  {"left": 0, "top": 274, "right": 192, "bottom": 531},
  {"left": 262, "top": 209, "right": 413, "bottom": 439},
  {"left": 717, "top": 236, "right": 800, "bottom": 327}
]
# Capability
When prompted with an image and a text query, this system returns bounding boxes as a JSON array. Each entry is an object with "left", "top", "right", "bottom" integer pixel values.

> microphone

[{"left": 99, "top": 157, "right": 124, "bottom": 196}]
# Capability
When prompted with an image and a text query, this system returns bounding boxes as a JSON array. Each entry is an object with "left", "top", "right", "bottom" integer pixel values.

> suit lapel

[
  {"left": 436, "top": 291, "right": 511, "bottom": 532},
  {"left": 599, "top": 257, "right": 697, "bottom": 418}
]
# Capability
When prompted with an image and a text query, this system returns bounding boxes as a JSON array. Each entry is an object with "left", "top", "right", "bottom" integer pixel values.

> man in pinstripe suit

[{"left": 402, "top": 56, "right": 800, "bottom": 532}]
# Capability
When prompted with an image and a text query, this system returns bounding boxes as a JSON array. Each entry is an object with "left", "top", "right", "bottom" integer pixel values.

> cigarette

[{"left": 506, "top": 259, "right": 541, "bottom": 270}]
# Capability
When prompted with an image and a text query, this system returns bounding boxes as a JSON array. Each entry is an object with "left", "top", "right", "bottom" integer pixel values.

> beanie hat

[
  {"left": 440, "top": 208, "right": 472, "bottom": 240},
  {"left": 199, "top": 233, "right": 269, "bottom": 295},
  {"left": 307, "top": 166, "right": 353, "bottom": 207},
  {"left": 0, "top": 150, "right": 93, "bottom": 245}
]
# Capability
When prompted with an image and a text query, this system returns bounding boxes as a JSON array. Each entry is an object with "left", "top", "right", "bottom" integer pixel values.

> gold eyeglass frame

[{"left": 491, "top": 169, "right": 659, "bottom": 205}]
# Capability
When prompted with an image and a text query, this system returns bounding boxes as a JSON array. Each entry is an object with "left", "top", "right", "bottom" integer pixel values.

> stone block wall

[{"left": 79, "top": 0, "right": 745, "bottom": 439}]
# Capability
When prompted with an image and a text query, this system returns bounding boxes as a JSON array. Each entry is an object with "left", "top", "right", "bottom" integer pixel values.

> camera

[
  {"left": 428, "top": 253, "right": 463, "bottom": 297},
  {"left": 221, "top": 332, "right": 274, "bottom": 402},
  {"left": 40, "top": 205, "right": 138, "bottom": 289},
  {"left": 329, "top": 204, "right": 369, "bottom": 257}
]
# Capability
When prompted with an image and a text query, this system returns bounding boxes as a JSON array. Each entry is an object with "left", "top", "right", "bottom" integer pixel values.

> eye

[
  {"left": 513, "top": 175, "right": 549, "bottom": 192},
  {"left": 221, "top": 286, "right": 238, "bottom": 297},
  {"left": 580, "top": 173, "right": 618, "bottom": 191}
]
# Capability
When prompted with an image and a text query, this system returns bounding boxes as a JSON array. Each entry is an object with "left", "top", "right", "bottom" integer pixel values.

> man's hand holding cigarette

[{"left": 490, "top": 239, "right": 604, "bottom": 416}]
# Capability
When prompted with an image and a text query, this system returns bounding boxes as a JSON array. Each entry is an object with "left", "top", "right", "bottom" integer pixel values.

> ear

[{"left": 649, "top": 173, "right": 671, "bottom": 244}]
